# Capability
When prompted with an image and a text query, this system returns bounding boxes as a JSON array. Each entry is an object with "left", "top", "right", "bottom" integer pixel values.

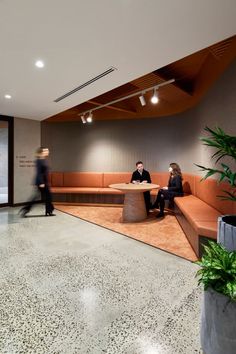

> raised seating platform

[
  {"left": 49, "top": 171, "right": 235, "bottom": 257},
  {"left": 174, "top": 175, "right": 235, "bottom": 257}
]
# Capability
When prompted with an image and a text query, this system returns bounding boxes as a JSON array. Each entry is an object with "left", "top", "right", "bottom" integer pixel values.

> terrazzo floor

[{"left": 0, "top": 205, "right": 202, "bottom": 354}]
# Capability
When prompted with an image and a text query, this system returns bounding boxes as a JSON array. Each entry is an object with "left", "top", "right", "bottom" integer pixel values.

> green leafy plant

[
  {"left": 196, "top": 126, "right": 236, "bottom": 201},
  {"left": 196, "top": 241, "right": 236, "bottom": 301}
]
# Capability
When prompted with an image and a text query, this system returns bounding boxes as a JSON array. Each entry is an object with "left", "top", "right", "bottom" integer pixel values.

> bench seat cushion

[
  {"left": 175, "top": 195, "right": 220, "bottom": 238},
  {"left": 193, "top": 221, "right": 218, "bottom": 239},
  {"left": 51, "top": 187, "right": 125, "bottom": 195},
  {"left": 51, "top": 187, "right": 100, "bottom": 194},
  {"left": 98, "top": 188, "right": 124, "bottom": 195}
]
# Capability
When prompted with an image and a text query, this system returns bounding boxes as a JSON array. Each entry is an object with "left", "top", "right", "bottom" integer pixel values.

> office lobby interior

[{"left": 0, "top": 1, "right": 236, "bottom": 353}]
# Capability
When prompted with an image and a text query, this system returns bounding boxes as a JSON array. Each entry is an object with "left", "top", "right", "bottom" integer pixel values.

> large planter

[
  {"left": 218, "top": 215, "right": 236, "bottom": 251},
  {"left": 201, "top": 288, "right": 236, "bottom": 354}
]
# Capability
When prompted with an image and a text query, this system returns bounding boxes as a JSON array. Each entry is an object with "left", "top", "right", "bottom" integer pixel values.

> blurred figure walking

[{"left": 19, "top": 147, "right": 55, "bottom": 217}]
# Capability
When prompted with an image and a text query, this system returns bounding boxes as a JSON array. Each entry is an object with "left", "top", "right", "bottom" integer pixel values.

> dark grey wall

[{"left": 42, "top": 60, "right": 236, "bottom": 174}]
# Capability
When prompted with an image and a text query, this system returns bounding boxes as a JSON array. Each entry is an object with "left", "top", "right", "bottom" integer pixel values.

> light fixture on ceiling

[
  {"left": 86, "top": 112, "right": 93, "bottom": 123},
  {"left": 81, "top": 115, "right": 86, "bottom": 124},
  {"left": 151, "top": 88, "right": 159, "bottom": 104},
  {"left": 78, "top": 78, "right": 175, "bottom": 122},
  {"left": 4, "top": 94, "right": 12, "bottom": 99},
  {"left": 35, "top": 60, "right": 44, "bottom": 68},
  {"left": 139, "top": 93, "right": 146, "bottom": 106}
]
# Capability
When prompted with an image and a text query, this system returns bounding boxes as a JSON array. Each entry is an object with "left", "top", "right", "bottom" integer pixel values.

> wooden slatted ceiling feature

[
  {"left": 209, "top": 37, "right": 234, "bottom": 59},
  {"left": 89, "top": 83, "right": 138, "bottom": 104},
  {"left": 156, "top": 50, "right": 208, "bottom": 81},
  {"left": 46, "top": 35, "right": 236, "bottom": 123},
  {"left": 131, "top": 73, "right": 165, "bottom": 90}
]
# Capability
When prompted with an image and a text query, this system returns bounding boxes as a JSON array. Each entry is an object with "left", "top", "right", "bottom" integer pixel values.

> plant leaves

[
  {"left": 195, "top": 241, "right": 236, "bottom": 301},
  {"left": 195, "top": 126, "right": 236, "bottom": 201}
]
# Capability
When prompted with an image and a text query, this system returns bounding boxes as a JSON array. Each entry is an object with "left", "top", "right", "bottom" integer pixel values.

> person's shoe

[
  {"left": 156, "top": 212, "right": 164, "bottom": 218},
  {"left": 19, "top": 207, "right": 29, "bottom": 217},
  {"left": 45, "top": 212, "right": 56, "bottom": 216}
]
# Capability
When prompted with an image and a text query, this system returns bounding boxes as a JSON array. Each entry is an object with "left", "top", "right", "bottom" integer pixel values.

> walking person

[
  {"left": 19, "top": 147, "right": 55, "bottom": 217},
  {"left": 152, "top": 162, "right": 183, "bottom": 218}
]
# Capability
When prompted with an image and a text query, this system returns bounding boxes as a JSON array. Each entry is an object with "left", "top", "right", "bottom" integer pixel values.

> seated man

[{"left": 130, "top": 161, "right": 151, "bottom": 212}]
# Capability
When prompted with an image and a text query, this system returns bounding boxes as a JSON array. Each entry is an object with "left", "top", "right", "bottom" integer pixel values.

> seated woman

[{"left": 152, "top": 162, "right": 183, "bottom": 218}]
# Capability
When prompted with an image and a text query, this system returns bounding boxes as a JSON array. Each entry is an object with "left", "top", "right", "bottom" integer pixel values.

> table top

[{"left": 109, "top": 183, "right": 159, "bottom": 192}]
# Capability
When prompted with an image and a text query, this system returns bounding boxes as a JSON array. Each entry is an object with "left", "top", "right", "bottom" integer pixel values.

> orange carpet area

[{"left": 55, "top": 205, "right": 198, "bottom": 262}]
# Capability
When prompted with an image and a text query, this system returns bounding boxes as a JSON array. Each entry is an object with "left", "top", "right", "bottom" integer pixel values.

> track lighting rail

[{"left": 79, "top": 78, "right": 175, "bottom": 121}]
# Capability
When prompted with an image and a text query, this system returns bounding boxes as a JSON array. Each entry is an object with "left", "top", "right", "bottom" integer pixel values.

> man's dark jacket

[{"left": 130, "top": 169, "right": 151, "bottom": 183}]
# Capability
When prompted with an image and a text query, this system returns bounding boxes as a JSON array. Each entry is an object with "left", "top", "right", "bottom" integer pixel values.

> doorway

[{"left": 0, "top": 116, "right": 13, "bottom": 206}]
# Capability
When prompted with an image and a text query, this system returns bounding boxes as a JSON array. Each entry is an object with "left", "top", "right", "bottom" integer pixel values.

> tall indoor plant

[
  {"left": 196, "top": 127, "right": 236, "bottom": 354},
  {"left": 196, "top": 241, "right": 236, "bottom": 354},
  {"left": 196, "top": 126, "right": 236, "bottom": 251}
]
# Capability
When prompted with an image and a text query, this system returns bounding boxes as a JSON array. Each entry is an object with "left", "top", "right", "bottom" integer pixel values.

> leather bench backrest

[
  {"left": 48, "top": 172, "right": 52, "bottom": 186},
  {"left": 51, "top": 172, "right": 64, "bottom": 187},
  {"left": 151, "top": 172, "right": 169, "bottom": 186},
  {"left": 194, "top": 176, "right": 234, "bottom": 214},
  {"left": 63, "top": 172, "right": 103, "bottom": 187},
  {"left": 103, "top": 172, "right": 131, "bottom": 187},
  {"left": 182, "top": 173, "right": 195, "bottom": 195},
  {"left": 151, "top": 172, "right": 195, "bottom": 194}
]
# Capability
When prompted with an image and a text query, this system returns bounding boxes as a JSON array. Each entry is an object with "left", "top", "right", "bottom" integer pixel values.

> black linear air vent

[{"left": 54, "top": 67, "right": 117, "bottom": 102}]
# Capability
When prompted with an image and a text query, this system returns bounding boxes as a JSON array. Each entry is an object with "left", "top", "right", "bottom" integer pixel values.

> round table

[{"left": 109, "top": 183, "right": 159, "bottom": 222}]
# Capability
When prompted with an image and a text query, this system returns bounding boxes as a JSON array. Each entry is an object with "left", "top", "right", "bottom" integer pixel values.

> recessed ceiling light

[
  {"left": 35, "top": 60, "right": 44, "bottom": 68},
  {"left": 4, "top": 94, "right": 12, "bottom": 99}
]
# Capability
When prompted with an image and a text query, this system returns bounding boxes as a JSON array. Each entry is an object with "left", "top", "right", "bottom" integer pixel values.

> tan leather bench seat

[
  {"left": 50, "top": 172, "right": 128, "bottom": 204},
  {"left": 174, "top": 176, "right": 234, "bottom": 257},
  {"left": 98, "top": 188, "right": 124, "bottom": 195},
  {"left": 51, "top": 187, "right": 100, "bottom": 194},
  {"left": 49, "top": 171, "right": 235, "bottom": 257},
  {"left": 175, "top": 195, "right": 220, "bottom": 239}
]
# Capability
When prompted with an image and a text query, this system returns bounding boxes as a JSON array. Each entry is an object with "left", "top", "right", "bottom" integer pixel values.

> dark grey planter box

[
  {"left": 201, "top": 288, "right": 236, "bottom": 354},
  {"left": 218, "top": 215, "right": 236, "bottom": 251}
]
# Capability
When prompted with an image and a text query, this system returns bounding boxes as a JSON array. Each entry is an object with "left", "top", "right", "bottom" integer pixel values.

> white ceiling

[{"left": 0, "top": 0, "right": 235, "bottom": 121}]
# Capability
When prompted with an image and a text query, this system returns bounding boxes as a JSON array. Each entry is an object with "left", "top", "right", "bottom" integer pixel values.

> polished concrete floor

[{"left": 0, "top": 205, "right": 202, "bottom": 354}]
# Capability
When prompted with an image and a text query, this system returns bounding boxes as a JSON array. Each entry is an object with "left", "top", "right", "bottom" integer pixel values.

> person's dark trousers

[
  {"left": 155, "top": 189, "right": 181, "bottom": 213},
  {"left": 154, "top": 189, "right": 170, "bottom": 213},
  {"left": 19, "top": 186, "right": 41, "bottom": 216},
  {"left": 144, "top": 191, "right": 151, "bottom": 213},
  {"left": 41, "top": 186, "right": 54, "bottom": 214},
  {"left": 20, "top": 186, "right": 54, "bottom": 216}
]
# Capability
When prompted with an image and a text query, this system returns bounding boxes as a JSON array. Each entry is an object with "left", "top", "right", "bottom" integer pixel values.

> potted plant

[
  {"left": 196, "top": 241, "right": 236, "bottom": 354},
  {"left": 196, "top": 126, "right": 236, "bottom": 251}
]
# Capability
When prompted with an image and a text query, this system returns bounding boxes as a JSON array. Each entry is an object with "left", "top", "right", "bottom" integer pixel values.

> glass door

[{"left": 0, "top": 116, "right": 13, "bottom": 206}]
